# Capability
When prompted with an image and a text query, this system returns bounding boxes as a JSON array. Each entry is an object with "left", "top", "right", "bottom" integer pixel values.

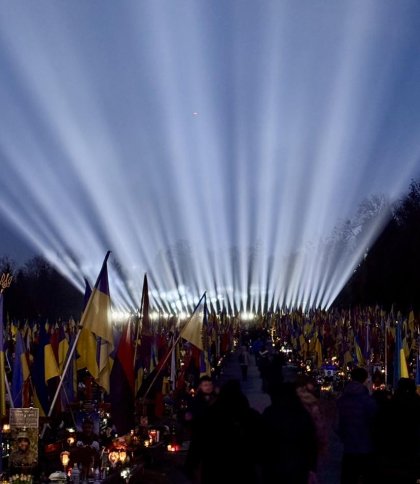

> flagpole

[
  {"left": 40, "top": 326, "right": 83, "bottom": 438},
  {"left": 133, "top": 274, "right": 146, "bottom": 368},
  {"left": 43, "top": 251, "right": 112, "bottom": 429},
  {"left": 4, "top": 373, "right": 13, "bottom": 409},
  {"left": 141, "top": 292, "right": 206, "bottom": 404},
  {"left": 170, "top": 335, "right": 176, "bottom": 392}
]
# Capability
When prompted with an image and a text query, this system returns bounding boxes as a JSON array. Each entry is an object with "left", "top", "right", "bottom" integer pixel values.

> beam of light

[{"left": 0, "top": 1, "right": 420, "bottom": 314}]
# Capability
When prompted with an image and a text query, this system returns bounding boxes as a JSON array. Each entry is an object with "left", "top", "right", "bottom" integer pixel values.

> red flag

[{"left": 117, "top": 320, "right": 135, "bottom": 393}]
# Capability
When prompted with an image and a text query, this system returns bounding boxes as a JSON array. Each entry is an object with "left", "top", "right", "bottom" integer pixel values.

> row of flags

[
  {"left": 263, "top": 307, "right": 419, "bottom": 387},
  {"left": 0, "top": 253, "right": 234, "bottom": 434},
  {"left": 0, "top": 253, "right": 418, "bottom": 433}
]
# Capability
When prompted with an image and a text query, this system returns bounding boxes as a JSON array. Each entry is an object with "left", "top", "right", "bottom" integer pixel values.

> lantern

[
  {"left": 118, "top": 450, "right": 127, "bottom": 464},
  {"left": 108, "top": 451, "right": 119, "bottom": 467},
  {"left": 60, "top": 450, "right": 70, "bottom": 473}
]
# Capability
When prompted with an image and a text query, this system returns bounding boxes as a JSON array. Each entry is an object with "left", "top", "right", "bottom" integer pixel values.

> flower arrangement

[{"left": 9, "top": 475, "right": 33, "bottom": 484}]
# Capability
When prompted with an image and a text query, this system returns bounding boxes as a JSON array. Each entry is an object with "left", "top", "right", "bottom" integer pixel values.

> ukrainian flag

[
  {"left": 354, "top": 335, "right": 365, "bottom": 367},
  {"left": 31, "top": 323, "right": 60, "bottom": 416},
  {"left": 79, "top": 251, "right": 114, "bottom": 393},
  {"left": 394, "top": 324, "right": 409, "bottom": 387}
]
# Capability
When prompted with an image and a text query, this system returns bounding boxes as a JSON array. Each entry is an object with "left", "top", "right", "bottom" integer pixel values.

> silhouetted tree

[
  {"left": 336, "top": 180, "right": 420, "bottom": 311},
  {"left": 1, "top": 256, "right": 81, "bottom": 322}
]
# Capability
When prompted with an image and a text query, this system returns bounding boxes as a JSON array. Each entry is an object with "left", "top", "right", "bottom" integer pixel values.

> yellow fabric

[
  {"left": 58, "top": 337, "right": 69, "bottom": 373},
  {"left": 400, "top": 348, "right": 409, "bottom": 378},
  {"left": 44, "top": 344, "right": 60, "bottom": 382},
  {"left": 21, "top": 352, "right": 30, "bottom": 381},
  {"left": 97, "top": 341, "right": 112, "bottom": 394},
  {"left": 76, "top": 327, "right": 99, "bottom": 377},
  {"left": 314, "top": 338, "right": 323, "bottom": 368},
  {"left": 79, "top": 282, "right": 114, "bottom": 393},
  {"left": 81, "top": 289, "right": 113, "bottom": 346},
  {"left": 354, "top": 339, "right": 365, "bottom": 366},
  {"left": 180, "top": 311, "right": 204, "bottom": 351}
]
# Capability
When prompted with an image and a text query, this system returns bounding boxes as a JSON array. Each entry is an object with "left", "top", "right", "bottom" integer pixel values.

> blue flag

[{"left": 12, "top": 332, "right": 29, "bottom": 407}]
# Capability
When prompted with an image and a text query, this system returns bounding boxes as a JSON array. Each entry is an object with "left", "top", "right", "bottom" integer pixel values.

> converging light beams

[{"left": 1, "top": 1, "right": 420, "bottom": 314}]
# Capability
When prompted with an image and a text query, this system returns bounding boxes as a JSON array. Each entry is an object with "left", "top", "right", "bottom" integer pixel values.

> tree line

[
  {"left": 335, "top": 179, "right": 420, "bottom": 312},
  {"left": 1, "top": 179, "right": 419, "bottom": 320}
]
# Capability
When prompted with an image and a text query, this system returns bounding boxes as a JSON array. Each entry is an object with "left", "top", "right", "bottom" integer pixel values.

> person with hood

[
  {"left": 262, "top": 381, "right": 318, "bottom": 484},
  {"left": 336, "top": 367, "right": 377, "bottom": 484},
  {"left": 185, "top": 379, "right": 263, "bottom": 483}
]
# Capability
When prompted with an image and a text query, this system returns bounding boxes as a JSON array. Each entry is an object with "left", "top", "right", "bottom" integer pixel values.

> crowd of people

[{"left": 178, "top": 331, "right": 420, "bottom": 484}]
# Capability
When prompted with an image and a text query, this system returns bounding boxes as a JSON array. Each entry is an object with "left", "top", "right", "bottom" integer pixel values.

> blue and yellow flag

[
  {"left": 76, "top": 279, "right": 95, "bottom": 373},
  {"left": 394, "top": 324, "right": 409, "bottom": 388},
  {"left": 354, "top": 335, "right": 365, "bottom": 367},
  {"left": 31, "top": 323, "right": 60, "bottom": 416},
  {"left": 79, "top": 252, "right": 114, "bottom": 393}
]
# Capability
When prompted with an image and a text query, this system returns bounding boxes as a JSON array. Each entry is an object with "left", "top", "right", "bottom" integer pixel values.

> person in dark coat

[
  {"left": 373, "top": 377, "right": 420, "bottom": 483},
  {"left": 185, "top": 375, "right": 217, "bottom": 424},
  {"left": 261, "top": 382, "right": 318, "bottom": 484},
  {"left": 184, "top": 379, "right": 263, "bottom": 484},
  {"left": 336, "top": 367, "right": 377, "bottom": 484}
]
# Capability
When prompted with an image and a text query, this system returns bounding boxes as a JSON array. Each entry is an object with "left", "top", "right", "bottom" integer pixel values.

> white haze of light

[{"left": 0, "top": 1, "right": 420, "bottom": 314}]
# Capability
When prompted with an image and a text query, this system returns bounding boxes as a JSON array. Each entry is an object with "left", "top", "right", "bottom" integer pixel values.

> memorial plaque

[{"left": 9, "top": 408, "right": 39, "bottom": 430}]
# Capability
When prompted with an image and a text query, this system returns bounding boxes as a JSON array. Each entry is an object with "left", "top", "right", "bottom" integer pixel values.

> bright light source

[
  {"left": 150, "top": 311, "right": 160, "bottom": 321},
  {"left": 240, "top": 312, "right": 255, "bottom": 321},
  {"left": 0, "top": 2, "right": 419, "bottom": 312},
  {"left": 112, "top": 310, "right": 131, "bottom": 322}
]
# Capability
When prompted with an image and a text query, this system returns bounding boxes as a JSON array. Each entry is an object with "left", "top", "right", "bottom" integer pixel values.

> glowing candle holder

[
  {"left": 148, "top": 429, "right": 157, "bottom": 444},
  {"left": 60, "top": 450, "right": 70, "bottom": 473},
  {"left": 108, "top": 451, "right": 119, "bottom": 468},
  {"left": 118, "top": 450, "right": 127, "bottom": 464}
]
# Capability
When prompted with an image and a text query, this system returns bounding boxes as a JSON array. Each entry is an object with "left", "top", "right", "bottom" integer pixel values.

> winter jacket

[{"left": 336, "top": 381, "right": 377, "bottom": 454}]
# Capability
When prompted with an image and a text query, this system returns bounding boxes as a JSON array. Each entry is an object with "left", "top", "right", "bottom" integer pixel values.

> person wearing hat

[
  {"left": 76, "top": 418, "right": 100, "bottom": 451},
  {"left": 9, "top": 430, "right": 37, "bottom": 472},
  {"left": 185, "top": 376, "right": 217, "bottom": 424},
  {"left": 72, "top": 418, "right": 101, "bottom": 471}
]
